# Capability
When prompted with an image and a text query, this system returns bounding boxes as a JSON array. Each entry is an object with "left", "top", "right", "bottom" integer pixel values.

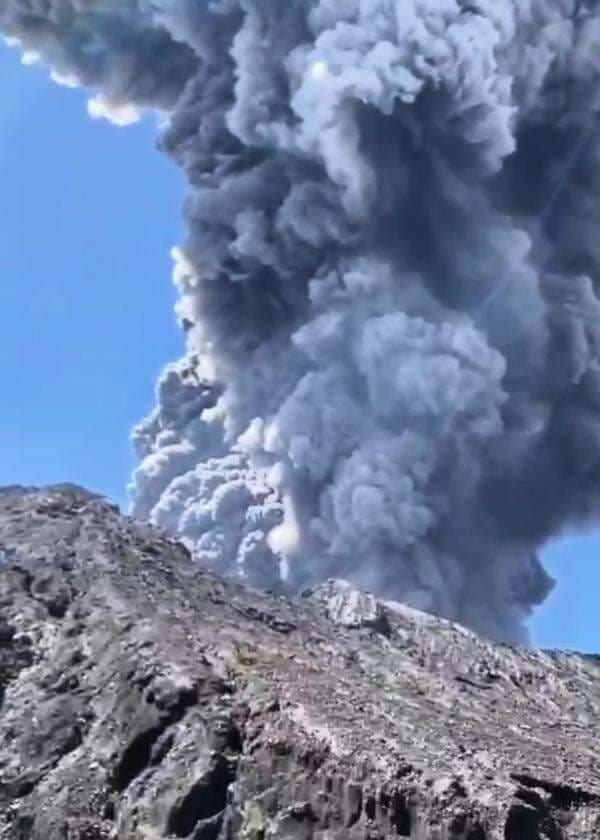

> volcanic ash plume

[{"left": 6, "top": 0, "right": 600, "bottom": 641}]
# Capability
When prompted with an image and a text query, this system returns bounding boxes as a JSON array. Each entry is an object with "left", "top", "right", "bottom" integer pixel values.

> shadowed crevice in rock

[
  {"left": 114, "top": 723, "right": 171, "bottom": 793},
  {"left": 511, "top": 774, "right": 600, "bottom": 810},
  {"left": 112, "top": 685, "right": 199, "bottom": 792},
  {"left": 387, "top": 790, "right": 412, "bottom": 836},
  {"left": 166, "top": 754, "right": 238, "bottom": 838},
  {"left": 504, "top": 802, "right": 547, "bottom": 840}
]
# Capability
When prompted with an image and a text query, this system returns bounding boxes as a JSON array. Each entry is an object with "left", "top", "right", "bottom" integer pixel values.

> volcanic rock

[{"left": 0, "top": 484, "right": 599, "bottom": 839}]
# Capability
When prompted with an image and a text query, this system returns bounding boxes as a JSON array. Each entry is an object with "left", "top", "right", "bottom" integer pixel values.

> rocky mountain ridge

[{"left": 0, "top": 484, "right": 599, "bottom": 839}]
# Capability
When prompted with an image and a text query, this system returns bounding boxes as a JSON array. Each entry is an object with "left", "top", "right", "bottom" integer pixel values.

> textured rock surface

[{"left": 0, "top": 485, "right": 599, "bottom": 839}]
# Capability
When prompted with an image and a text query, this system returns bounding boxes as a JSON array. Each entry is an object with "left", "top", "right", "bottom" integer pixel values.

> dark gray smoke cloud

[{"left": 5, "top": 0, "right": 600, "bottom": 641}]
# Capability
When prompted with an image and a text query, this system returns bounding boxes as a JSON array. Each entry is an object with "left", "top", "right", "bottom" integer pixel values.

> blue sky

[
  {"left": 0, "top": 40, "right": 184, "bottom": 509},
  {"left": 1, "top": 40, "right": 598, "bottom": 651}
]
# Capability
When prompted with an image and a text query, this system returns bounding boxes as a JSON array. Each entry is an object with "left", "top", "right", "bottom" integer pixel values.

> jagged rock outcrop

[{"left": 0, "top": 484, "right": 599, "bottom": 839}]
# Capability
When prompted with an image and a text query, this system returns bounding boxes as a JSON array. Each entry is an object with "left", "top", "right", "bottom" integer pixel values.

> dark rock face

[{"left": 0, "top": 485, "right": 599, "bottom": 839}]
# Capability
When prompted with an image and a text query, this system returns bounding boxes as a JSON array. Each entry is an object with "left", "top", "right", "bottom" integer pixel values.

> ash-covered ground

[{"left": 0, "top": 484, "right": 600, "bottom": 839}]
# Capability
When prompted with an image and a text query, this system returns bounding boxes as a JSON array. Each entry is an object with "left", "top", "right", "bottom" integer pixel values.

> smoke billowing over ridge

[{"left": 4, "top": 0, "right": 600, "bottom": 641}]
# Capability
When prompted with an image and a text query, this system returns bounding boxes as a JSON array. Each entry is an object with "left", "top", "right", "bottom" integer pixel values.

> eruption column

[{"left": 4, "top": 0, "right": 600, "bottom": 641}]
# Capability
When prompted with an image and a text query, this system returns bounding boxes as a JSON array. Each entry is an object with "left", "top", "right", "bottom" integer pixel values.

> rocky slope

[{"left": 0, "top": 484, "right": 599, "bottom": 839}]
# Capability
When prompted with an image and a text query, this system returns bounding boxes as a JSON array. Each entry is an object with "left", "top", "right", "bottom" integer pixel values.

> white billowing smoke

[{"left": 5, "top": 0, "right": 600, "bottom": 641}]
